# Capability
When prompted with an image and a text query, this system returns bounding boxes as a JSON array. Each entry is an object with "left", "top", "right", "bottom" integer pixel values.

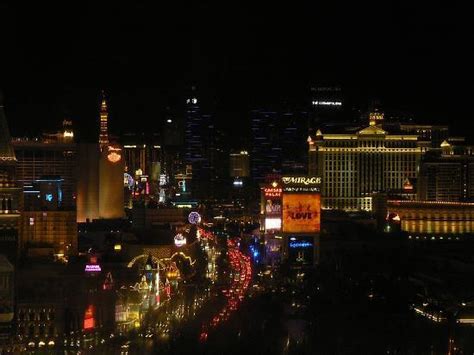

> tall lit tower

[{"left": 99, "top": 90, "right": 109, "bottom": 149}]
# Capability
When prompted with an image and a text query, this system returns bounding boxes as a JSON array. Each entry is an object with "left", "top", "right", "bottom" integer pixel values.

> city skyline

[{"left": 2, "top": 2, "right": 474, "bottom": 353}]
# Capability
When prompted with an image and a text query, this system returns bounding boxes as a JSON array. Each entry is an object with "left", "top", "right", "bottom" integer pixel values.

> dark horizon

[{"left": 1, "top": 1, "right": 472, "bottom": 141}]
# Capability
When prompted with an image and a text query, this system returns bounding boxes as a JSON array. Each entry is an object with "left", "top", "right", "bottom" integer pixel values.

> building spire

[
  {"left": 99, "top": 90, "right": 109, "bottom": 148},
  {"left": 0, "top": 90, "right": 16, "bottom": 163}
]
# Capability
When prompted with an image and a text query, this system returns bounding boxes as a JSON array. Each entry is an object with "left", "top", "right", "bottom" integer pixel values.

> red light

[{"left": 83, "top": 305, "right": 95, "bottom": 330}]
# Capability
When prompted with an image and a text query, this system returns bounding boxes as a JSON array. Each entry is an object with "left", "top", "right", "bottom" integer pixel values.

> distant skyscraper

[
  {"left": 229, "top": 150, "right": 250, "bottom": 178},
  {"left": 250, "top": 109, "right": 308, "bottom": 182},
  {"left": 183, "top": 86, "right": 221, "bottom": 198},
  {"left": 0, "top": 92, "right": 21, "bottom": 264},
  {"left": 309, "top": 85, "right": 344, "bottom": 129},
  {"left": 250, "top": 110, "right": 281, "bottom": 182}
]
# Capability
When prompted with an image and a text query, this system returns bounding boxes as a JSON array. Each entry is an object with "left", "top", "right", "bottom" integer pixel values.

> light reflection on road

[{"left": 200, "top": 238, "right": 252, "bottom": 342}]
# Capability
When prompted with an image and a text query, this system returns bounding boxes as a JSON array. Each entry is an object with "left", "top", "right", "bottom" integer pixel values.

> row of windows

[
  {"left": 18, "top": 310, "right": 55, "bottom": 322},
  {"left": 322, "top": 140, "right": 418, "bottom": 148}
]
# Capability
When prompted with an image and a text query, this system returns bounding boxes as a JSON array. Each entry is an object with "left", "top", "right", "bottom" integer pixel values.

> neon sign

[
  {"left": 264, "top": 187, "right": 282, "bottom": 198},
  {"left": 289, "top": 241, "right": 312, "bottom": 248},
  {"left": 174, "top": 233, "right": 187, "bottom": 247},
  {"left": 107, "top": 152, "right": 121, "bottom": 163},
  {"left": 282, "top": 176, "right": 321, "bottom": 185},
  {"left": 85, "top": 264, "right": 102, "bottom": 272},
  {"left": 107, "top": 146, "right": 122, "bottom": 163},
  {"left": 83, "top": 305, "right": 95, "bottom": 330},
  {"left": 188, "top": 212, "right": 201, "bottom": 225}
]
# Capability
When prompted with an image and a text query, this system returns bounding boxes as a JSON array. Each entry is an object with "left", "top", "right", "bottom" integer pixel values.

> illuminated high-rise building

[
  {"left": 183, "top": 86, "right": 224, "bottom": 198},
  {"left": 229, "top": 150, "right": 250, "bottom": 178},
  {"left": 250, "top": 109, "right": 308, "bottom": 182},
  {"left": 309, "top": 113, "right": 424, "bottom": 211},
  {"left": 418, "top": 142, "right": 474, "bottom": 202},
  {"left": 12, "top": 124, "right": 77, "bottom": 209},
  {"left": 0, "top": 92, "right": 22, "bottom": 264}
]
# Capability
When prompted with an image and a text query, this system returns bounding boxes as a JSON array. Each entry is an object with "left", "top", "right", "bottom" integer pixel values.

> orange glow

[
  {"left": 282, "top": 194, "right": 321, "bottom": 233},
  {"left": 83, "top": 305, "right": 95, "bottom": 330},
  {"left": 107, "top": 151, "right": 121, "bottom": 163}
]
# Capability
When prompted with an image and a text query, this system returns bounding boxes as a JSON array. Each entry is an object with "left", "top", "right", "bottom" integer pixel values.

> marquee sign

[
  {"left": 264, "top": 187, "right": 282, "bottom": 198},
  {"left": 107, "top": 146, "right": 122, "bottom": 163},
  {"left": 281, "top": 176, "right": 321, "bottom": 193}
]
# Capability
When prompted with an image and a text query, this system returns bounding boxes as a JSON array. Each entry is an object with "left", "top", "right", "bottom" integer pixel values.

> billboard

[
  {"left": 265, "top": 218, "right": 282, "bottom": 230},
  {"left": 288, "top": 236, "right": 314, "bottom": 265},
  {"left": 265, "top": 199, "right": 281, "bottom": 216},
  {"left": 282, "top": 194, "right": 321, "bottom": 233}
]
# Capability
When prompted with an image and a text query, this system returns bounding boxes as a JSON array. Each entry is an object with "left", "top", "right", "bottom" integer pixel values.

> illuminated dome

[{"left": 440, "top": 140, "right": 451, "bottom": 148}]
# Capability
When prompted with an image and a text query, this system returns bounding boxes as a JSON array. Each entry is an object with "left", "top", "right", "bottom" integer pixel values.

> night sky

[{"left": 1, "top": 1, "right": 472, "bottom": 141}]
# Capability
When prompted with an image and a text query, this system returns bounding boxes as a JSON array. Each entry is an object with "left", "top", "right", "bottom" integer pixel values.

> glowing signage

[
  {"left": 107, "top": 146, "right": 122, "bottom": 163},
  {"left": 107, "top": 151, "right": 121, "bottom": 163},
  {"left": 159, "top": 174, "right": 168, "bottom": 186},
  {"left": 83, "top": 305, "right": 95, "bottom": 330},
  {"left": 289, "top": 241, "right": 312, "bottom": 248},
  {"left": 265, "top": 199, "right": 281, "bottom": 215},
  {"left": 85, "top": 264, "right": 102, "bottom": 272},
  {"left": 45, "top": 193, "right": 53, "bottom": 202},
  {"left": 311, "top": 100, "right": 342, "bottom": 106},
  {"left": 282, "top": 176, "right": 321, "bottom": 193},
  {"left": 288, "top": 236, "right": 314, "bottom": 265},
  {"left": 124, "top": 173, "right": 134, "bottom": 189},
  {"left": 174, "top": 233, "right": 187, "bottom": 247},
  {"left": 233, "top": 179, "right": 243, "bottom": 187},
  {"left": 282, "top": 194, "right": 321, "bottom": 233},
  {"left": 188, "top": 212, "right": 201, "bottom": 225},
  {"left": 282, "top": 176, "right": 321, "bottom": 185},
  {"left": 265, "top": 218, "right": 282, "bottom": 230},
  {"left": 403, "top": 180, "right": 414, "bottom": 191},
  {"left": 264, "top": 187, "right": 282, "bottom": 198}
]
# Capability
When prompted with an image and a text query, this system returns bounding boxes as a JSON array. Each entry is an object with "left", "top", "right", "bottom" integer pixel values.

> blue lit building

[
  {"left": 250, "top": 109, "right": 308, "bottom": 183},
  {"left": 184, "top": 86, "right": 225, "bottom": 198}
]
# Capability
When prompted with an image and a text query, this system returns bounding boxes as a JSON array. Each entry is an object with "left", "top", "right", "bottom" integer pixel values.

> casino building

[
  {"left": 0, "top": 93, "right": 21, "bottom": 265},
  {"left": 308, "top": 113, "right": 424, "bottom": 211},
  {"left": 77, "top": 93, "right": 124, "bottom": 222}
]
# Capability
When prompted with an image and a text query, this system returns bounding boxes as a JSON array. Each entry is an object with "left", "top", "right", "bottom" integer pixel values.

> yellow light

[
  {"left": 107, "top": 152, "right": 121, "bottom": 163},
  {"left": 63, "top": 130, "right": 74, "bottom": 138},
  {"left": 114, "top": 244, "right": 122, "bottom": 251}
]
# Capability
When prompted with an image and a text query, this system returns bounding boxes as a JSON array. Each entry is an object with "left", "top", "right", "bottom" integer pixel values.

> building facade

[
  {"left": 418, "top": 143, "right": 474, "bottom": 202},
  {"left": 309, "top": 123, "right": 423, "bottom": 211},
  {"left": 12, "top": 135, "right": 77, "bottom": 209},
  {"left": 0, "top": 95, "right": 21, "bottom": 265},
  {"left": 229, "top": 151, "right": 250, "bottom": 178},
  {"left": 250, "top": 109, "right": 308, "bottom": 183},
  {"left": 387, "top": 200, "right": 474, "bottom": 235},
  {"left": 77, "top": 94, "right": 124, "bottom": 222}
]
